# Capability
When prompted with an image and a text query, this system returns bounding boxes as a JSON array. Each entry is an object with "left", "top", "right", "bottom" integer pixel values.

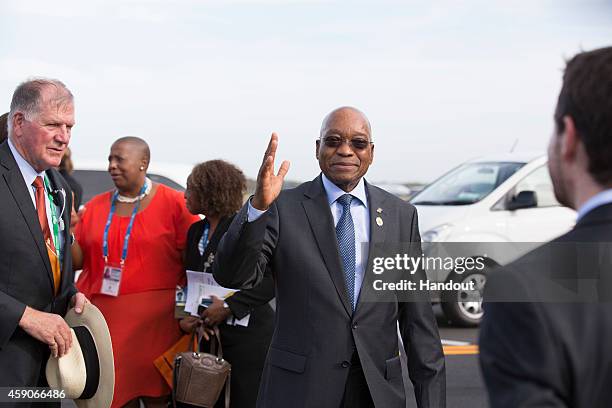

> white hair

[{"left": 7, "top": 77, "right": 73, "bottom": 138}]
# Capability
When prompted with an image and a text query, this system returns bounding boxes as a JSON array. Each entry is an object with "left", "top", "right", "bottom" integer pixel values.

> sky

[{"left": 1, "top": 0, "right": 611, "bottom": 184}]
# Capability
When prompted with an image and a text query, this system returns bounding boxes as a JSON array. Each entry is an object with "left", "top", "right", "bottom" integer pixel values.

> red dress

[{"left": 76, "top": 185, "right": 199, "bottom": 407}]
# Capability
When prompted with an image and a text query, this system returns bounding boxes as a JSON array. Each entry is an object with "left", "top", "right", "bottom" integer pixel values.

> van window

[
  {"left": 513, "top": 165, "right": 560, "bottom": 207},
  {"left": 412, "top": 162, "right": 525, "bottom": 205}
]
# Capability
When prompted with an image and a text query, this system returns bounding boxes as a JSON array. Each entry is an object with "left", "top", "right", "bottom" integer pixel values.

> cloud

[
  {"left": 7, "top": 0, "right": 107, "bottom": 18},
  {"left": 0, "top": 58, "right": 93, "bottom": 87},
  {"left": 3, "top": 0, "right": 611, "bottom": 182}
]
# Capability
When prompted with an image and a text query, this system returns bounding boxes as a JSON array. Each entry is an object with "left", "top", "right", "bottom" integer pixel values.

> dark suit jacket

[
  {"left": 59, "top": 169, "right": 83, "bottom": 210},
  {"left": 185, "top": 216, "right": 275, "bottom": 408},
  {"left": 0, "top": 141, "right": 76, "bottom": 388},
  {"left": 213, "top": 175, "right": 446, "bottom": 408},
  {"left": 479, "top": 202, "right": 612, "bottom": 408},
  {"left": 186, "top": 216, "right": 275, "bottom": 323}
]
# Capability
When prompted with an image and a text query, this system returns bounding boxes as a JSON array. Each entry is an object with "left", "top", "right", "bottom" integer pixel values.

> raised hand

[{"left": 251, "top": 133, "right": 290, "bottom": 211}]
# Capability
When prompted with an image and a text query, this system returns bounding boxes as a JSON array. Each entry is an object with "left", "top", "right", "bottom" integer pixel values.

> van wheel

[{"left": 441, "top": 271, "right": 487, "bottom": 327}]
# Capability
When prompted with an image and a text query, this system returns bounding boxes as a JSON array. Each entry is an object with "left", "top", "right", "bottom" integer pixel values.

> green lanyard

[{"left": 43, "top": 175, "right": 62, "bottom": 258}]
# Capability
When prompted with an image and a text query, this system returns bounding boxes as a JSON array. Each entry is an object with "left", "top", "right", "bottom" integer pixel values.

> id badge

[{"left": 101, "top": 263, "right": 123, "bottom": 296}]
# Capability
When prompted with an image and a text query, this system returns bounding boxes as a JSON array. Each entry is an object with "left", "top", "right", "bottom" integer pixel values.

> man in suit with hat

[{"left": 0, "top": 78, "right": 88, "bottom": 398}]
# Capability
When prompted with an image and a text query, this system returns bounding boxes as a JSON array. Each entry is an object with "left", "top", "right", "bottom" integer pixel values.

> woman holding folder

[{"left": 180, "top": 160, "right": 275, "bottom": 408}]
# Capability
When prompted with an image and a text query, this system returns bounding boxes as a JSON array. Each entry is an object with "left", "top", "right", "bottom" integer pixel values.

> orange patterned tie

[{"left": 32, "top": 176, "right": 61, "bottom": 295}]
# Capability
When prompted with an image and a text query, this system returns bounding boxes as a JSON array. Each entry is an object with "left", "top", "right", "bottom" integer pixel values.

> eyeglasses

[{"left": 320, "top": 136, "right": 373, "bottom": 151}]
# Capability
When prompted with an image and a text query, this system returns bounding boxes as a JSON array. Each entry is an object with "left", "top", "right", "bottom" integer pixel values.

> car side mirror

[{"left": 507, "top": 190, "right": 538, "bottom": 210}]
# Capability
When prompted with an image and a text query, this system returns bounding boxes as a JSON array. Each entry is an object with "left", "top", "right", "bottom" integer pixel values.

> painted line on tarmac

[
  {"left": 443, "top": 345, "right": 479, "bottom": 355},
  {"left": 441, "top": 339, "right": 471, "bottom": 346}
]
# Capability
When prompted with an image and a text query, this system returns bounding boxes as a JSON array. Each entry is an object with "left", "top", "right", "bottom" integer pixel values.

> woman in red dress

[{"left": 72, "top": 137, "right": 199, "bottom": 408}]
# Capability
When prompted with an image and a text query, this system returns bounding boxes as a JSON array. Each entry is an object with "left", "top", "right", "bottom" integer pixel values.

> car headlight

[{"left": 421, "top": 223, "right": 453, "bottom": 243}]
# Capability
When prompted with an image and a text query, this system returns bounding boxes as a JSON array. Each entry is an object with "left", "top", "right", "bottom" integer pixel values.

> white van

[{"left": 411, "top": 153, "right": 575, "bottom": 326}]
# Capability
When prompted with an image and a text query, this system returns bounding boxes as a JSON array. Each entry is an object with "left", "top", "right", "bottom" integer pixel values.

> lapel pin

[{"left": 376, "top": 216, "right": 383, "bottom": 227}]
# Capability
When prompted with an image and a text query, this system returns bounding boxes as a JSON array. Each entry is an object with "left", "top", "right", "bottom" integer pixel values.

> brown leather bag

[
  {"left": 172, "top": 327, "right": 231, "bottom": 408},
  {"left": 154, "top": 334, "right": 197, "bottom": 387}
]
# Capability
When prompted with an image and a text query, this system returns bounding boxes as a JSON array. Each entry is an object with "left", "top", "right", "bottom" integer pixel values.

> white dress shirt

[
  {"left": 576, "top": 189, "right": 612, "bottom": 221},
  {"left": 247, "top": 174, "right": 370, "bottom": 308},
  {"left": 8, "top": 138, "right": 63, "bottom": 255}
]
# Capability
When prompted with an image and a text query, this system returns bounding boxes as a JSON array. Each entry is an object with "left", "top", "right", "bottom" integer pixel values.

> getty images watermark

[
  {"left": 357, "top": 242, "right": 511, "bottom": 303},
  {"left": 361, "top": 241, "right": 612, "bottom": 303},
  {"left": 371, "top": 253, "right": 485, "bottom": 291}
]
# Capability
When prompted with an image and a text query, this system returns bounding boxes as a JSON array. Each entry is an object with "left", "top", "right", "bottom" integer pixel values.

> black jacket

[
  {"left": 0, "top": 141, "right": 76, "bottom": 391},
  {"left": 213, "top": 176, "right": 446, "bottom": 408},
  {"left": 480, "top": 202, "right": 612, "bottom": 408},
  {"left": 59, "top": 169, "right": 83, "bottom": 210},
  {"left": 185, "top": 216, "right": 275, "bottom": 323},
  {"left": 185, "top": 215, "right": 274, "bottom": 408}
]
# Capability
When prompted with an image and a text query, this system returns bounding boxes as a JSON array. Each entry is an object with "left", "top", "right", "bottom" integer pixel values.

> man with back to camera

[
  {"left": 0, "top": 78, "right": 88, "bottom": 400},
  {"left": 213, "top": 106, "right": 446, "bottom": 408},
  {"left": 479, "top": 46, "right": 612, "bottom": 407}
]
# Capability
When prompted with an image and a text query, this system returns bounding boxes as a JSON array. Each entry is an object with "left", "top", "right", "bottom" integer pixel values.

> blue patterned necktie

[{"left": 336, "top": 194, "right": 356, "bottom": 310}]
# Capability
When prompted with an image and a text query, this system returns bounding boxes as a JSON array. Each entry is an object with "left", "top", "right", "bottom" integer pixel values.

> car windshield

[{"left": 411, "top": 161, "right": 525, "bottom": 205}]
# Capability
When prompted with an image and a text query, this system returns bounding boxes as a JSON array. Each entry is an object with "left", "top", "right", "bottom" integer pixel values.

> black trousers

[{"left": 341, "top": 352, "right": 374, "bottom": 408}]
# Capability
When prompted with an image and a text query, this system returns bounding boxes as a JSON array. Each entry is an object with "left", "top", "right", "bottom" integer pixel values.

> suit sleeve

[
  {"left": 67, "top": 284, "right": 78, "bottom": 301},
  {"left": 225, "top": 265, "right": 275, "bottom": 319},
  {"left": 213, "top": 200, "right": 278, "bottom": 290},
  {"left": 0, "top": 292, "right": 26, "bottom": 350},
  {"left": 479, "top": 270, "right": 567, "bottom": 407},
  {"left": 397, "top": 207, "right": 447, "bottom": 408}
]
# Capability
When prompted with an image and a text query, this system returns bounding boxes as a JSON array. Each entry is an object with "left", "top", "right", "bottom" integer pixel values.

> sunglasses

[{"left": 321, "top": 136, "right": 373, "bottom": 151}]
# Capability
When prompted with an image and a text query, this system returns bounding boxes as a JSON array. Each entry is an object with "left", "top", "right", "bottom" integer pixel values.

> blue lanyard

[
  {"left": 198, "top": 221, "right": 210, "bottom": 256},
  {"left": 102, "top": 184, "right": 146, "bottom": 265}
]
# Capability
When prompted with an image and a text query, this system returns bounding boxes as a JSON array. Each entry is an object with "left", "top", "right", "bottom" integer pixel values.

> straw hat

[{"left": 46, "top": 304, "right": 115, "bottom": 408}]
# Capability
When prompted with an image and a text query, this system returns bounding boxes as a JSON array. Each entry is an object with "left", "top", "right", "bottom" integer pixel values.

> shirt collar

[
  {"left": 7, "top": 137, "right": 45, "bottom": 186},
  {"left": 576, "top": 189, "right": 612, "bottom": 221},
  {"left": 321, "top": 173, "right": 368, "bottom": 208}
]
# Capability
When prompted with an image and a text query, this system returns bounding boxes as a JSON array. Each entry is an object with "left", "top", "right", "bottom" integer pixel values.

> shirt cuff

[{"left": 247, "top": 198, "right": 267, "bottom": 222}]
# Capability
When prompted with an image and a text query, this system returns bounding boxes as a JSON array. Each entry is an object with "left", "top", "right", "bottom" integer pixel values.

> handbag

[
  {"left": 172, "top": 326, "right": 231, "bottom": 408},
  {"left": 154, "top": 334, "right": 197, "bottom": 387}
]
